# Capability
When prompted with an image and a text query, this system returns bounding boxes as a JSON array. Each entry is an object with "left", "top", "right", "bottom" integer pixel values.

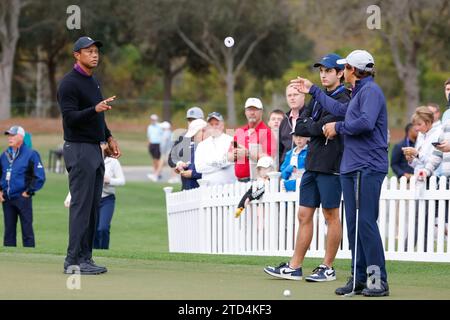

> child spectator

[{"left": 280, "top": 133, "right": 308, "bottom": 191}]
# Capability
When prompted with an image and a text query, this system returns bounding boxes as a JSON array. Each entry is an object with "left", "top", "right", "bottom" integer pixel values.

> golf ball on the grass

[
  {"left": 224, "top": 36, "right": 235, "bottom": 48},
  {"left": 283, "top": 289, "right": 291, "bottom": 297}
]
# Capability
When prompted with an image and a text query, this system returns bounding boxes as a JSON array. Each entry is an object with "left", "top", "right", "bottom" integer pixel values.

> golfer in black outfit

[{"left": 57, "top": 36, "right": 121, "bottom": 275}]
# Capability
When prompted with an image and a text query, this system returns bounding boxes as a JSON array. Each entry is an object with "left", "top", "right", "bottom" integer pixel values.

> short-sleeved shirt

[
  {"left": 147, "top": 123, "right": 163, "bottom": 144},
  {"left": 233, "top": 121, "right": 274, "bottom": 179}
]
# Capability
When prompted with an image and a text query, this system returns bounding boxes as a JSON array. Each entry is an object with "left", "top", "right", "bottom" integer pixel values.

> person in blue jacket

[
  {"left": 0, "top": 126, "right": 46, "bottom": 247},
  {"left": 174, "top": 119, "right": 207, "bottom": 190},
  {"left": 292, "top": 50, "right": 390, "bottom": 297},
  {"left": 280, "top": 132, "right": 308, "bottom": 191}
]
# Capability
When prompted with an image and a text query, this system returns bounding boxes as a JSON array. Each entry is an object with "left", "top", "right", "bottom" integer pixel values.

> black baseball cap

[
  {"left": 313, "top": 53, "right": 344, "bottom": 70},
  {"left": 73, "top": 36, "right": 103, "bottom": 52}
]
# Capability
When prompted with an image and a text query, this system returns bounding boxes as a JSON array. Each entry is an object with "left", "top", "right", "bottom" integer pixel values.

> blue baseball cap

[
  {"left": 313, "top": 53, "right": 344, "bottom": 70},
  {"left": 73, "top": 36, "right": 103, "bottom": 52}
]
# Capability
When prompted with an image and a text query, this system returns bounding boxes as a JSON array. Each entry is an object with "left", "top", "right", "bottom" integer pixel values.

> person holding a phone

[
  {"left": 402, "top": 107, "right": 440, "bottom": 175},
  {"left": 57, "top": 36, "right": 121, "bottom": 275},
  {"left": 194, "top": 112, "right": 236, "bottom": 186},
  {"left": 229, "top": 98, "right": 274, "bottom": 182}
]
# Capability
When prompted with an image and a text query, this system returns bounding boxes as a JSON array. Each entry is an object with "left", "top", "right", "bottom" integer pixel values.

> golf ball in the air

[
  {"left": 283, "top": 289, "right": 291, "bottom": 297},
  {"left": 224, "top": 36, "right": 235, "bottom": 48}
]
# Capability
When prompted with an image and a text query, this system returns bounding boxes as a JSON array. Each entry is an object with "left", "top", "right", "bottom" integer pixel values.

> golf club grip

[{"left": 356, "top": 171, "right": 360, "bottom": 210}]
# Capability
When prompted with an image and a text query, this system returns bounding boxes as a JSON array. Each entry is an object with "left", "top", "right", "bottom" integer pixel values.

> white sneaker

[
  {"left": 147, "top": 174, "right": 157, "bottom": 182},
  {"left": 305, "top": 264, "right": 336, "bottom": 282}
]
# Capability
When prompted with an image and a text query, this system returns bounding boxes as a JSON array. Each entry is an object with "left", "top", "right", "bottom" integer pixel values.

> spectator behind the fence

[
  {"left": 268, "top": 109, "right": 285, "bottom": 130},
  {"left": 175, "top": 119, "right": 207, "bottom": 190},
  {"left": 267, "top": 109, "right": 285, "bottom": 170},
  {"left": 160, "top": 121, "right": 173, "bottom": 159},
  {"left": 391, "top": 123, "right": 417, "bottom": 179},
  {"left": 428, "top": 103, "right": 442, "bottom": 130},
  {"left": 403, "top": 106, "right": 441, "bottom": 175},
  {"left": 229, "top": 98, "right": 274, "bottom": 182},
  {"left": 280, "top": 132, "right": 308, "bottom": 192},
  {"left": 440, "top": 78, "right": 450, "bottom": 123},
  {"left": 168, "top": 106, "right": 204, "bottom": 176},
  {"left": 147, "top": 114, "right": 163, "bottom": 182},
  {"left": 24, "top": 131, "right": 32, "bottom": 148},
  {"left": 0, "top": 126, "right": 46, "bottom": 247},
  {"left": 195, "top": 112, "right": 236, "bottom": 186},
  {"left": 278, "top": 85, "right": 305, "bottom": 168},
  {"left": 159, "top": 121, "right": 177, "bottom": 183},
  {"left": 234, "top": 156, "right": 275, "bottom": 218}
]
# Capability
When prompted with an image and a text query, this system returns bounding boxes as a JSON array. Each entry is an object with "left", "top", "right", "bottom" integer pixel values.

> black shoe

[
  {"left": 362, "top": 280, "right": 390, "bottom": 297},
  {"left": 63, "top": 260, "right": 106, "bottom": 275},
  {"left": 85, "top": 259, "right": 108, "bottom": 274},
  {"left": 335, "top": 277, "right": 366, "bottom": 295}
]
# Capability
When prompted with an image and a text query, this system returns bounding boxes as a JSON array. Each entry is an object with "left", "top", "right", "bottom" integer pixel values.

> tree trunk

[
  {"left": 0, "top": 55, "right": 13, "bottom": 119},
  {"left": 47, "top": 59, "right": 59, "bottom": 118},
  {"left": 36, "top": 46, "right": 51, "bottom": 118},
  {"left": 403, "top": 65, "right": 420, "bottom": 118},
  {"left": 225, "top": 56, "right": 236, "bottom": 126},
  {"left": 162, "top": 69, "right": 173, "bottom": 121},
  {"left": 0, "top": 0, "right": 23, "bottom": 120}
]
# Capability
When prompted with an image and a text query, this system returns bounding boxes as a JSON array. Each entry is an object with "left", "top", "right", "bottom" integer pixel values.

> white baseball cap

[
  {"left": 256, "top": 156, "right": 274, "bottom": 169},
  {"left": 244, "top": 97, "right": 263, "bottom": 110},
  {"left": 337, "top": 50, "right": 375, "bottom": 71},
  {"left": 185, "top": 119, "right": 207, "bottom": 138},
  {"left": 4, "top": 125, "right": 25, "bottom": 137},
  {"left": 160, "top": 121, "right": 171, "bottom": 129}
]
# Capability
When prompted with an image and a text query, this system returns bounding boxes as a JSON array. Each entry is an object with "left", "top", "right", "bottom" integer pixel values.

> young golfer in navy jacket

[{"left": 292, "top": 50, "right": 390, "bottom": 297}]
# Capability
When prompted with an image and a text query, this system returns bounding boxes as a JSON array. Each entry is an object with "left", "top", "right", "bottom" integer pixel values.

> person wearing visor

[
  {"left": 292, "top": 50, "right": 390, "bottom": 297},
  {"left": 0, "top": 126, "right": 46, "bottom": 248}
]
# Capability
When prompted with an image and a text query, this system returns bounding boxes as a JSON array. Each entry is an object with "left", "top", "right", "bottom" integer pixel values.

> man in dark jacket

[
  {"left": 391, "top": 123, "right": 416, "bottom": 179},
  {"left": 278, "top": 84, "right": 305, "bottom": 167},
  {"left": 294, "top": 50, "right": 390, "bottom": 297},
  {"left": 0, "top": 126, "right": 46, "bottom": 247},
  {"left": 264, "top": 53, "right": 350, "bottom": 283}
]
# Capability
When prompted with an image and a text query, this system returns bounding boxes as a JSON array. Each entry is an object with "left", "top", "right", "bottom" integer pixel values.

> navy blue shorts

[{"left": 299, "top": 171, "right": 342, "bottom": 209}]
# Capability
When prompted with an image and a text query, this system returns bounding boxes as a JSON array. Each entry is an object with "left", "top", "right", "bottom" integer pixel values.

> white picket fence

[{"left": 164, "top": 173, "right": 450, "bottom": 262}]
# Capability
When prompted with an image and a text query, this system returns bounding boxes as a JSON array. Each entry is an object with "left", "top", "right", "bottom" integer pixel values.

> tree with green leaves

[{"left": 175, "top": 0, "right": 296, "bottom": 125}]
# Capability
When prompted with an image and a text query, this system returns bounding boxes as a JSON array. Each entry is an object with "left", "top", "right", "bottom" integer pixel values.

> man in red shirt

[{"left": 229, "top": 98, "right": 275, "bottom": 182}]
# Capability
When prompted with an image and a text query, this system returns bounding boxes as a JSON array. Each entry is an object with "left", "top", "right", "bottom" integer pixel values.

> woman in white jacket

[
  {"left": 195, "top": 112, "right": 236, "bottom": 186},
  {"left": 64, "top": 143, "right": 125, "bottom": 249},
  {"left": 403, "top": 106, "right": 441, "bottom": 175}
]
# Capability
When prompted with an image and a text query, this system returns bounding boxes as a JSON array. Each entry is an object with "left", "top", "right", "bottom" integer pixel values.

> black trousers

[{"left": 63, "top": 142, "right": 104, "bottom": 265}]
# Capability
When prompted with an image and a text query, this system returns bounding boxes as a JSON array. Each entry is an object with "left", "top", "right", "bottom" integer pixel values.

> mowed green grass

[{"left": 1, "top": 174, "right": 450, "bottom": 299}]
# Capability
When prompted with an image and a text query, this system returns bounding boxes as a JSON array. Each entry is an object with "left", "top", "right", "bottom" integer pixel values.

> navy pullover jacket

[
  {"left": 57, "top": 69, "right": 112, "bottom": 143},
  {"left": 309, "top": 76, "right": 388, "bottom": 174}
]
